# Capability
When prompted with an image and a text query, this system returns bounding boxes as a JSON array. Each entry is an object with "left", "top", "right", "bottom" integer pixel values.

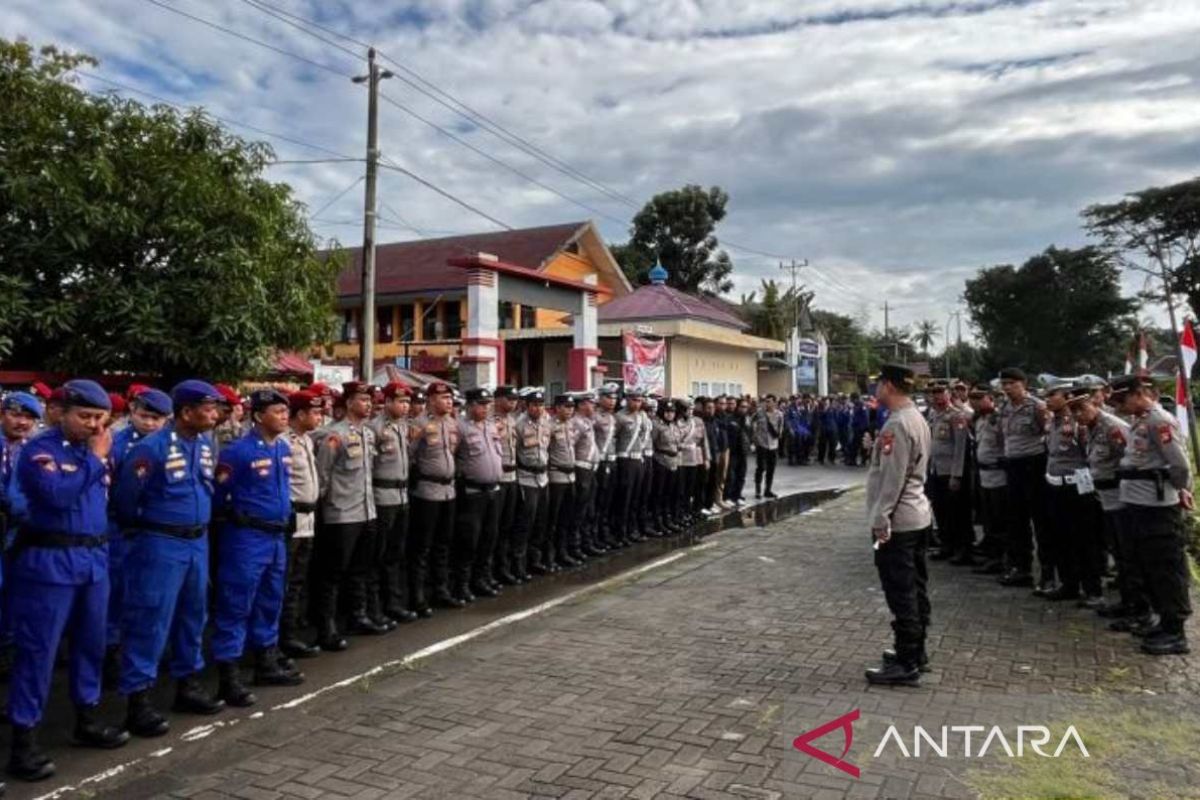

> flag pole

[{"left": 1163, "top": 280, "right": 1200, "bottom": 466}]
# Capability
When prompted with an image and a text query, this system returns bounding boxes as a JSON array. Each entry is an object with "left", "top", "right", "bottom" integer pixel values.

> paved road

[{"left": 25, "top": 467, "right": 1200, "bottom": 799}]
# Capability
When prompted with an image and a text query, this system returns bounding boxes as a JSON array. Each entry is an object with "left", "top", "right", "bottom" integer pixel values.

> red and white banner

[
  {"left": 622, "top": 332, "right": 666, "bottom": 395},
  {"left": 1177, "top": 319, "right": 1196, "bottom": 437}
]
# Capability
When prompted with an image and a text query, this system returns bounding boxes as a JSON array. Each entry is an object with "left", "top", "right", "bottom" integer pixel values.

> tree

[
  {"left": 963, "top": 246, "right": 1138, "bottom": 375},
  {"left": 0, "top": 40, "right": 340, "bottom": 381},
  {"left": 741, "top": 279, "right": 813, "bottom": 341},
  {"left": 612, "top": 184, "right": 734, "bottom": 293},
  {"left": 913, "top": 320, "right": 940, "bottom": 354}
]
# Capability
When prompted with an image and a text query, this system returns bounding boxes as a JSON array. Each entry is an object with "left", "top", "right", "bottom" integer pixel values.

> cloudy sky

[{"left": 6, "top": 0, "right": 1200, "bottom": 336}]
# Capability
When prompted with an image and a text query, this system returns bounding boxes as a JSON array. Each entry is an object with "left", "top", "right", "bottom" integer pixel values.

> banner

[
  {"left": 622, "top": 332, "right": 666, "bottom": 395},
  {"left": 1177, "top": 319, "right": 1196, "bottom": 438}
]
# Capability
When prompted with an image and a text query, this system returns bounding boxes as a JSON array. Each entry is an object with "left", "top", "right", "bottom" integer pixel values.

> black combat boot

[
  {"left": 881, "top": 648, "right": 931, "bottom": 673},
  {"left": 216, "top": 662, "right": 257, "bottom": 708},
  {"left": 434, "top": 587, "right": 466, "bottom": 609},
  {"left": 385, "top": 604, "right": 419, "bottom": 624},
  {"left": 1141, "top": 628, "right": 1190, "bottom": 656},
  {"left": 125, "top": 690, "right": 169, "bottom": 737},
  {"left": 471, "top": 578, "right": 498, "bottom": 598},
  {"left": 73, "top": 705, "right": 130, "bottom": 749},
  {"left": 865, "top": 660, "right": 921, "bottom": 686},
  {"left": 280, "top": 636, "right": 321, "bottom": 659},
  {"left": 317, "top": 617, "right": 350, "bottom": 651},
  {"left": 173, "top": 675, "right": 225, "bottom": 715},
  {"left": 7, "top": 725, "right": 54, "bottom": 782},
  {"left": 254, "top": 649, "right": 305, "bottom": 686}
]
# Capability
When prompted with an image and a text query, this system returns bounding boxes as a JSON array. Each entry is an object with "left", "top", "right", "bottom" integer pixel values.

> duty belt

[
  {"left": 977, "top": 461, "right": 1003, "bottom": 471},
  {"left": 231, "top": 511, "right": 289, "bottom": 534},
  {"left": 1045, "top": 473, "right": 1079, "bottom": 486},
  {"left": 517, "top": 462, "right": 546, "bottom": 474},
  {"left": 549, "top": 464, "right": 575, "bottom": 474},
  {"left": 418, "top": 475, "right": 454, "bottom": 486},
  {"left": 1093, "top": 478, "right": 1119, "bottom": 490},
  {"left": 134, "top": 522, "right": 206, "bottom": 539},
  {"left": 292, "top": 500, "right": 318, "bottom": 514},
  {"left": 374, "top": 478, "right": 407, "bottom": 489},
  {"left": 501, "top": 464, "right": 517, "bottom": 473},
  {"left": 463, "top": 480, "right": 499, "bottom": 492},
  {"left": 1117, "top": 467, "right": 1172, "bottom": 501},
  {"left": 574, "top": 463, "right": 595, "bottom": 471},
  {"left": 15, "top": 528, "right": 108, "bottom": 550}
]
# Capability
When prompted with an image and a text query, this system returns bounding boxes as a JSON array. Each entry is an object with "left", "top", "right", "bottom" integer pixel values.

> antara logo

[{"left": 792, "top": 710, "right": 1089, "bottom": 778}]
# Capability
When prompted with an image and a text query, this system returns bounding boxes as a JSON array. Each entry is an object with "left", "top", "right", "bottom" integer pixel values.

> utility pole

[
  {"left": 353, "top": 48, "right": 393, "bottom": 381},
  {"left": 882, "top": 301, "right": 890, "bottom": 337},
  {"left": 779, "top": 258, "right": 809, "bottom": 353}
]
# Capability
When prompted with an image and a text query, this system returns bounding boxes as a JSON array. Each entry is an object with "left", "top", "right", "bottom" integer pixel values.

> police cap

[
  {"left": 494, "top": 385, "right": 518, "bottom": 400},
  {"left": 525, "top": 389, "right": 546, "bottom": 404},
  {"left": 466, "top": 387, "right": 493, "bottom": 404},
  {"left": 879, "top": 363, "right": 916, "bottom": 390},
  {"left": 250, "top": 388, "right": 289, "bottom": 412},
  {"left": 172, "top": 380, "right": 223, "bottom": 409},
  {"left": 425, "top": 381, "right": 452, "bottom": 397},
  {"left": 341, "top": 381, "right": 373, "bottom": 398},
  {"left": 999, "top": 367, "right": 1027, "bottom": 383},
  {"left": 1065, "top": 384, "right": 1097, "bottom": 404},
  {"left": 63, "top": 379, "right": 112, "bottom": 411},
  {"left": 1108, "top": 374, "right": 1154, "bottom": 397},
  {"left": 553, "top": 393, "right": 574, "bottom": 408},
  {"left": 1044, "top": 380, "right": 1075, "bottom": 397},
  {"left": 2, "top": 392, "right": 43, "bottom": 419},
  {"left": 624, "top": 387, "right": 645, "bottom": 400},
  {"left": 598, "top": 383, "right": 621, "bottom": 398},
  {"left": 967, "top": 382, "right": 992, "bottom": 399}
]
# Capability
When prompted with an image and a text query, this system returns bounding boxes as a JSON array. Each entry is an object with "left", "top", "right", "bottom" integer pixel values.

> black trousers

[
  {"left": 677, "top": 465, "right": 698, "bottom": 519},
  {"left": 1108, "top": 508, "right": 1148, "bottom": 615},
  {"left": 693, "top": 464, "right": 710, "bottom": 514},
  {"left": 1126, "top": 504, "right": 1192, "bottom": 634},
  {"left": 875, "top": 527, "right": 932, "bottom": 667},
  {"left": 726, "top": 451, "right": 747, "bottom": 502},
  {"left": 612, "top": 459, "right": 643, "bottom": 539},
  {"left": 495, "top": 481, "right": 519, "bottom": 577},
  {"left": 927, "top": 474, "right": 970, "bottom": 554},
  {"left": 314, "top": 521, "right": 371, "bottom": 625},
  {"left": 1071, "top": 493, "right": 1105, "bottom": 597},
  {"left": 457, "top": 489, "right": 499, "bottom": 588},
  {"left": 517, "top": 484, "right": 548, "bottom": 569},
  {"left": 574, "top": 467, "right": 597, "bottom": 549},
  {"left": 281, "top": 533, "right": 313, "bottom": 640},
  {"left": 651, "top": 462, "right": 677, "bottom": 526},
  {"left": 594, "top": 462, "right": 615, "bottom": 542},
  {"left": 409, "top": 497, "right": 455, "bottom": 607},
  {"left": 754, "top": 447, "right": 777, "bottom": 493},
  {"left": 817, "top": 432, "right": 836, "bottom": 464},
  {"left": 547, "top": 482, "right": 574, "bottom": 560},
  {"left": 375, "top": 503, "right": 410, "bottom": 615},
  {"left": 638, "top": 455, "right": 655, "bottom": 532},
  {"left": 1003, "top": 453, "right": 1049, "bottom": 575},
  {"left": 977, "top": 484, "right": 1011, "bottom": 561}
]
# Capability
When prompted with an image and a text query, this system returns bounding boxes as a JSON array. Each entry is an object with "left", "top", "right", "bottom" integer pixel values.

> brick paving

[{"left": 78, "top": 489, "right": 1200, "bottom": 800}]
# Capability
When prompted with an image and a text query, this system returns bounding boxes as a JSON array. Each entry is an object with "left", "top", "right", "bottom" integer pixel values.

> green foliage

[
  {"left": 612, "top": 184, "right": 734, "bottom": 294},
  {"left": 740, "top": 279, "right": 813, "bottom": 341},
  {"left": 913, "top": 319, "right": 940, "bottom": 354},
  {"left": 963, "top": 246, "right": 1138, "bottom": 375},
  {"left": 0, "top": 39, "right": 340, "bottom": 382}
]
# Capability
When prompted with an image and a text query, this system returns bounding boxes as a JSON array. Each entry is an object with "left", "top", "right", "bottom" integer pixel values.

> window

[
  {"left": 341, "top": 310, "right": 356, "bottom": 343},
  {"left": 421, "top": 303, "right": 438, "bottom": 341},
  {"left": 499, "top": 301, "right": 516, "bottom": 329},
  {"left": 377, "top": 307, "right": 394, "bottom": 343},
  {"left": 520, "top": 304, "right": 538, "bottom": 330},
  {"left": 691, "top": 381, "right": 710, "bottom": 397},
  {"left": 729, "top": 382, "right": 744, "bottom": 397},
  {"left": 712, "top": 381, "right": 727, "bottom": 397},
  {"left": 445, "top": 302, "right": 462, "bottom": 339},
  {"left": 399, "top": 304, "right": 415, "bottom": 342}
]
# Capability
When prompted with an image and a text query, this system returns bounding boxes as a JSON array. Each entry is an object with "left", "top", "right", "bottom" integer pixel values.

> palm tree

[{"left": 914, "top": 319, "right": 940, "bottom": 354}]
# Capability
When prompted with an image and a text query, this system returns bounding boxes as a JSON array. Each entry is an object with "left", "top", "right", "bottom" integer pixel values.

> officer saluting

[
  {"left": 113, "top": 380, "right": 226, "bottom": 737},
  {"left": 9, "top": 381, "right": 128, "bottom": 783},
  {"left": 211, "top": 389, "right": 303, "bottom": 710},
  {"left": 864, "top": 365, "right": 933, "bottom": 686},
  {"left": 1111, "top": 374, "right": 1194, "bottom": 655}
]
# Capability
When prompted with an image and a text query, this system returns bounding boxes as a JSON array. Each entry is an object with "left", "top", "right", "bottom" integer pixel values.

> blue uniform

[
  {"left": 112, "top": 424, "right": 215, "bottom": 695},
  {"left": 211, "top": 430, "right": 291, "bottom": 662},
  {"left": 10, "top": 429, "right": 110, "bottom": 726},
  {"left": 105, "top": 425, "right": 146, "bottom": 647}
]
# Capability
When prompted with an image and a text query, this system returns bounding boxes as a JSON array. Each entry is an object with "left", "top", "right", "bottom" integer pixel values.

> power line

[
  {"left": 378, "top": 155, "right": 513, "bottom": 231},
  {"left": 308, "top": 175, "right": 363, "bottom": 220},
  {"left": 269, "top": 158, "right": 362, "bottom": 165}
]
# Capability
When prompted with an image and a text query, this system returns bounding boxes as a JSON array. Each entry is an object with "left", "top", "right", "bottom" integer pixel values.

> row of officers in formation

[
  {"left": 862, "top": 364, "right": 1193, "bottom": 687},
  {"left": 0, "top": 376, "right": 796, "bottom": 785}
]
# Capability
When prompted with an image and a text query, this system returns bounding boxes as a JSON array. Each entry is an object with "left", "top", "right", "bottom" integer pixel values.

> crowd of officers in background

[
  {"left": 864, "top": 366, "right": 1193, "bottom": 686},
  {"left": 0, "top": 376, "right": 852, "bottom": 786}
]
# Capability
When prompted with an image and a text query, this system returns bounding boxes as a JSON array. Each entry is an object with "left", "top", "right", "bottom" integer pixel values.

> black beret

[
  {"left": 250, "top": 388, "right": 289, "bottom": 412},
  {"left": 999, "top": 367, "right": 1027, "bottom": 383}
]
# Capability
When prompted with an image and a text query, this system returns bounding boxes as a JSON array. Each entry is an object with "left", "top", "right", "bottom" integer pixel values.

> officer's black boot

[
  {"left": 471, "top": 575, "right": 498, "bottom": 598},
  {"left": 216, "top": 662, "right": 257, "bottom": 708},
  {"left": 317, "top": 617, "right": 350, "bottom": 651},
  {"left": 347, "top": 608, "right": 389, "bottom": 636},
  {"left": 254, "top": 649, "right": 305, "bottom": 686},
  {"left": 173, "top": 675, "right": 225, "bottom": 715},
  {"left": 102, "top": 644, "right": 121, "bottom": 691},
  {"left": 881, "top": 648, "right": 931, "bottom": 673},
  {"left": 124, "top": 690, "right": 169, "bottom": 737},
  {"left": 7, "top": 725, "right": 54, "bottom": 782},
  {"left": 1141, "top": 623, "right": 1190, "bottom": 656},
  {"left": 73, "top": 705, "right": 130, "bottom": 749},
  {"left": 280, "top": 635, "right": 321, "bottom": 659}
]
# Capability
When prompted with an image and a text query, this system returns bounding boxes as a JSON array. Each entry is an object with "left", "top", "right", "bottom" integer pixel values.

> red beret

[
  {"left": 126, "top": 383, "right": 151, "bottom": 400},
  {"left": 108, "top": 393, "right": 128, "bottom": 414},
  {"left": 31, "top": 381, "right": 52, "bottom": 400},
  {"left": 306, "top": 382, "right": 332, "bottom": 398},
  {"left": 426, "top": 381, "right": 452, "bottom": 397},
  {"left": 288, "top": 390, "right": 323, "bottom": 413},
  {"left": 383, "top": 381, "right": 412, "bottom": 400},
  {"left": 49, "top": 387, "right": 66, "bottom": 403},
  {"left": 214, "top": 384, "right": 242, "bottom": 407}
]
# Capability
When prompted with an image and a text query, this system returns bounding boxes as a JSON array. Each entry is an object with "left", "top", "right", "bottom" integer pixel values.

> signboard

[
  {"left": 310, "top": 361, "right": 353, "bottom": 386},
  {"left": 798, "top": 338, "right": 820, "bottom": 358},
  {"left": 622, "top": 332, "right": 666, "bottom": 395},
  {"left": 796, "top": 357, "right": 817, "bottom": 387}
]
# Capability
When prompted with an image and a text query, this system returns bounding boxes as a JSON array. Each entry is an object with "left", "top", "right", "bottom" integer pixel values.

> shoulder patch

[
  {"left": 32, "top": 453, "right": 58, "bottom": 472},
  {"left": 879, "top": 430, "right": 896, "bottom": 456},
  {"left": 215, "top": 464, "right": 233, "bottom": 483},
  {"left": 133, "top": 458, "right": 152, "bottom": 479},
  {"left": 326, "top": 434, "right": 341, "bottom": 449},
  {"left": 1159, "top": 424, "right": 1174, "bottom": 445},
  {"left": 953, "top": 416, "right": 968, "bottom": 430},
  {"left": 1108, "top": 426, "right": 1127, "bottom": 446}
]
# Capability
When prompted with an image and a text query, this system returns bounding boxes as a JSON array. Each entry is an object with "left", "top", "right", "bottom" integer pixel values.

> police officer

[
  {"left": 864, "top": 365, "right": 933, "bottom": 686},
  {"left": 752, "top": 395, "right": 782, "bottom": 499},
  {"left": 280, "top": 390, "right": 322, "bottom": 659},
  {"left": 593, "top": 385, "right": 619, "bottom": 549},
  {"left": 968, "top": 384, "right": 1009, "bottom": 575},
  {"left": 371, "top": 382, "right": 416, "bottom": 625},
  {"left": 313, "top": 381, "right": 383, "bottom": 651},
  {"left": 515, "top": 391, "right": 552, "bottom": 572},
  {"left": 547, "top": 395, "right": 579, "bottom": 568},
  {"left": 997, "top": 368, "right": 1049, "bottom": 588},
  {"left": 1111, "top": 374, "right": 1194, "bottom": 655},
  {"left": 210, "top": 389, "right": 302, "bottom": 709},
  {"left": 679, "top": 398, "right": 709, "bottom": 521},
  {"left": 1040, "top": 381, "right": 1089, "bottom": 600},
  {"left": 636, "top": 396, "right": 656, "bottom": 538},
  {"left": 651, "top": 400, "right": 681, "bottom": 535},
  {"left": 926, "top": 381, "right": 971, "bottom": 564},
  {"left": 104, "top": 388, "right": 172, "bottom": 688},
  {"left": 455, "top": 388, "right": 504, "bottom": 599},
  {"left": 571, "top": 392, "right": 605, "bottom": 556},
  {"left": 725, "top": 398, "right": 752, "bottom": 506},
  {"left": 409, "top": 382, "right": 459, "bottom": 611},
  {"left": 9, "top": 381, "right": 128, "bottom": 782},
  {"left": 612, "top": 390, "right": 647, "bottom": 546},
  {"left": 113, "top": 380, "right": 225, "bottom": 737},
  {"left": 492, "top": 386, "right": 522, "bottom": 584}
]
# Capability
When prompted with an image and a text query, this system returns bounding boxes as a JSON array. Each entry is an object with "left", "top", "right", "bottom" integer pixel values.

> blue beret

[
  {"left": 2, "top": 392, "right": 43, "bottom": 419},
  {"left": 171, "top": 379, "right": 222, "bottom": 408},
  {"left": 62, "top": 379, "right": 112, "bottom": 411},
  {"left": 134, "top": 388, "right": 173, "bottom": 416}
]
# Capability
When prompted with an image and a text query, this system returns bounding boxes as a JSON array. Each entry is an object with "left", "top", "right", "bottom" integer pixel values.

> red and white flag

[
  {"left": 1177, "top": 319, "right": 1197, "bottom": 437},
  {"left": 1138, "top": 331, "right": 1150, "bottom": 371}
]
